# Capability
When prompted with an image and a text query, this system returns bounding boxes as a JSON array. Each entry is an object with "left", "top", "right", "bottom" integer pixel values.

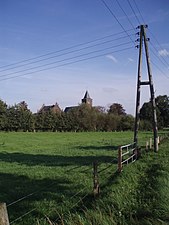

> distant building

[
  {"left": 37, "top": 91, "right": 93, "bottom": 114},
  {"left": 81, "top": 90, "right": 93, "bottom": 106},
  {"left": 64, "top": 90, "right": 93, "bottom": 112},
  {"left": 38, "top": 102, "right": 61, "bottom": 114},
  {"left": 64, "top": 106, "right": 77, "bottom": 113}
]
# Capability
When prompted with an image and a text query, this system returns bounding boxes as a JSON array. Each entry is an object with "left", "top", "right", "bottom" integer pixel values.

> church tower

[{"left": 81, "top": 91, "right": 93, "bottom": 107}]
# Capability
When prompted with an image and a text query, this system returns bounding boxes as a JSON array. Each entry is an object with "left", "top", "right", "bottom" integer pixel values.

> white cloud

[
  {"left": 158, "top": 49, "right": 169, "bottom": 57},
  {"left": 106, "top": 54, "right": 118, "bottom": 63},
  {"left": 128, "top": 58, "right": 134, "bottom": 62},
  {"left": 102, "top": 87, "right": 118, "bottom": 93}
]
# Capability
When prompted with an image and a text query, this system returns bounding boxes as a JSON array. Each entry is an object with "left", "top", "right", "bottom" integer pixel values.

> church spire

[{"left": 81, "top": 90, "right": 92, "bottom": 106}]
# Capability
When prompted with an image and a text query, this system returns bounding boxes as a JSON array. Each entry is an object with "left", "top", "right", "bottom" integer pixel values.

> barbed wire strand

[{"left": 10, "top": 208, "right": 37, "bottom": 224}]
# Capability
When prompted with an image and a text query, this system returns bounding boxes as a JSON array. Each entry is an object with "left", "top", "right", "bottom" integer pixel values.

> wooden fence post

[
  {"left": 0, "top": 203, "right": 9, "bottom": 225},
  {"left": 158, "top": 136, "right": 160, "bottom": 145},
  {"left": 146, "top": 141, "right": 149, "bottom": 151},
  {"left": 118, "top": 146, "right": 122, "bottom": 173},
  {"left": 149, "top": 138, "right": 152, "bottom": 150},
  {"left": 93, "top": 162, "right": 100, "bottom": 197}
]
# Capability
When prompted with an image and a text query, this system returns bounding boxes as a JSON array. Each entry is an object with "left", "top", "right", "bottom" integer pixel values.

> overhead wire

[
  {"left": 0, "top": 34, "right": 135, "bottom": 73},
  {"left": 126, "top": 0, "right": 141, "bottom": 24},
  {"left": 0, "top": 29, "right": 134, "bottom": 69},
  {"left": 151, "top": 60, "right": 169, "bottom": 80},
  {"left": 100, "top": 0, "right": 135, "bottom": 45},
  {"left": 0, "top": 41, "right": 131, "bottom": 78},
  {"left": 0, "top": 2, "right": 137, "bottom": 83},
  {"left": 128, "top": 0, "right": 169, "bottom": 80},
  {"left": 149, "top": 35, "right": 169, "bottom": 68},
  {"left": 0, "top": 46, "right": 134, "bottom": 82},
  {"left": 115, "top": 0, "right": 136, "bottom": 30},
  {"left": 132, "top": 0, "right": 146, "bottom": 24},
  {"left": 150, "top": 44, "right": 169, "bottom": 68}
]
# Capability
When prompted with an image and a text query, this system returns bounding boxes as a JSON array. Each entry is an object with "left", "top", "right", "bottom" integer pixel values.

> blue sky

[{"left": 0, "top": 0, "right": 169, "bottom": 114}]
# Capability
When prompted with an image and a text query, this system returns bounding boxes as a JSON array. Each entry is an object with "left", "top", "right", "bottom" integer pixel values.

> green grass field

[{"left": 0, "top": 131, "right": 169, "bottom": 225}]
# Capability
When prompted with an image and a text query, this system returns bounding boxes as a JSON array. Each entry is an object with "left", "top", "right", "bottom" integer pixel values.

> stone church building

[{"left": 38, "top": 91, "right": 93, "bottom": 113}]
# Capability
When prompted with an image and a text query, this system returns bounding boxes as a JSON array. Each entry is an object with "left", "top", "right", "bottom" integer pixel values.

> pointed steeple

[
  {"left": 81, "top": 90, "right": 92, "bottom": 106},
  {"left": 83, "top": 90, "right": 90, "bottom": 99}
]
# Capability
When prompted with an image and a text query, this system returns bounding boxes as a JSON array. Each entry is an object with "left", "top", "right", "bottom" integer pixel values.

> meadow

[{"left": 0, "top": 131, "right": 168, "bottom": 225}]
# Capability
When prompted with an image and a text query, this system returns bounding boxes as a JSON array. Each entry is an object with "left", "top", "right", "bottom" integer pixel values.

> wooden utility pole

[{"left": 134, "top": 25, "right": 158, "bottom": 152}]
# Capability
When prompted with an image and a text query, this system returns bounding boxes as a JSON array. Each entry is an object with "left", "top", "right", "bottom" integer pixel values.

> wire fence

[
  {"left": 2, "top": 133, "right": 169, "bottom": 224},
  {"left": 5, "top": 161, "right": 92, "bottom": 224}
]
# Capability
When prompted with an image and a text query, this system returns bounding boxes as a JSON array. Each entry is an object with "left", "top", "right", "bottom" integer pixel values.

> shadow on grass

[
  {"left": 136, "top": 164, "right": 162, "bottom": 217},
  {"left": 0, "top": 152, "right": 116, "bottom": 167},
  {"left": 77, "top": 145, "right": 118, "bottom": 151},
  {"left": 0, "top": 172, "right": 72, "bottom": 224}
]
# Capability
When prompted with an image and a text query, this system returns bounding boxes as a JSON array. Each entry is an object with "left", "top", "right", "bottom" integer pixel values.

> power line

[
  {"left": 0, "top": 42, "right": 132, "bottom": 79},
  {"left": 131, "top": 0, "right": 169, "bottom": 67},
  {"left": 126, "top": 0, "right": 141, "bottom": 24},
  {"left": 100, "top": 0, "right": 135, "bottom": 45},
  {"left": 0, "top": 29, "right": 134, "bottom": 69},
  {"left": 0, "top": 46, "right": 133, "bottom": 82},
  {"left": 150, "top": 43, "right": 169, "bottom": 68},
  {"left": 132, "top": 0, "right": 146, "bottom": 24},
  {"left": 149, "top": 30, "right": 169, "bottom": 67},
  {"left": 151, "top": 59, "right": 169, "bottom": 80},
  {"left": 115, "top": 0, "right": 136, "bottom": 30},
  {"left": 0, "top": 34, "right": 134, "bottom": 73},
  {"left": 131, "top": 0, "right": 169, "bottom": 78}
]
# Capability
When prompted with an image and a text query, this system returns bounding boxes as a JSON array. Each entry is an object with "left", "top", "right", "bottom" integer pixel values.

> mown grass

[
  {"left": 0, "top": 131, "right": 168, "bottom": 225},
  {"left": 59, "top": 132, "right": 169, "bottom": 225},
  {"left": 0, "top": 131, "right": 130, "bottom": 224}
]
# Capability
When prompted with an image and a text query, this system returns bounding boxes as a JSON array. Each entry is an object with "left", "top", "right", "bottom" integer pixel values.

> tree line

[{"left": 0, "top": 95, "right": 168, "bottom": 132}]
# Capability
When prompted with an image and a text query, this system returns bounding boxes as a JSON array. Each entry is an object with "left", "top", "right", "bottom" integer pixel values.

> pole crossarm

[{"left": 140, "top": 81, "right": 150, "bottom": 85}]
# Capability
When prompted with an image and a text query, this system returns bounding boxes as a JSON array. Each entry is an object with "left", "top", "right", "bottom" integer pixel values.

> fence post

[
  {"left": 118, "top": 146, "right": 122, "bottom": 173},
  {"left": 93, "top": 161, "right": 100, "bottom": 197},
  {"left": 0, "top": 203, "right": 9, "bottom": 225},
  {"left": 146, "top": 141, "right": 149, "bottom": 151},
  {"left": 158, "top": 136, "right": 160, "bottom": 145},
  {"left": 149, "top": 138, "right": 152, "bottom": 150}
]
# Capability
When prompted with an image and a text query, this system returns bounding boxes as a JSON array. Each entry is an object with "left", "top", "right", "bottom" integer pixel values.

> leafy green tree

[
  {"left": 140, "top": 95, "right": 169, "bottom": 129},
  {"left": 104, "top": 114, "right": 120, "bottom": 131},
  {"left": 34, "top": 113, "right": 45, "bottom": 131},
  {"left": 108, "top": 103, "right": 126, "bottom": 116},
  {"left": 43, "top": 111, "right": 55, "bottom": 131},
  {"left": 139, "top": 120, "right": 152, "bottom": 131},
  {"left": 0, "top": 99, "right": 7, "bottom": 130},
  {"left": 140, "top": 102, "right": 152, "bottom": 121},
  {"left": 155, "top": 95, "right": 169, "bottom": 127},
  {"left": 6, "top": 105, "right": 20, "bottom": 131},
  {"left": 6, "top": 102, "right": 34, "bottom": 131},
  {"left": 65, "top": 104, "right": 98, "bottom": 131},
  {"left": 120, "top": 115, "right": 134, "bottom": 131},
  {"left": 17, "top": 101, "right": 34, "bottom": 131}
]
